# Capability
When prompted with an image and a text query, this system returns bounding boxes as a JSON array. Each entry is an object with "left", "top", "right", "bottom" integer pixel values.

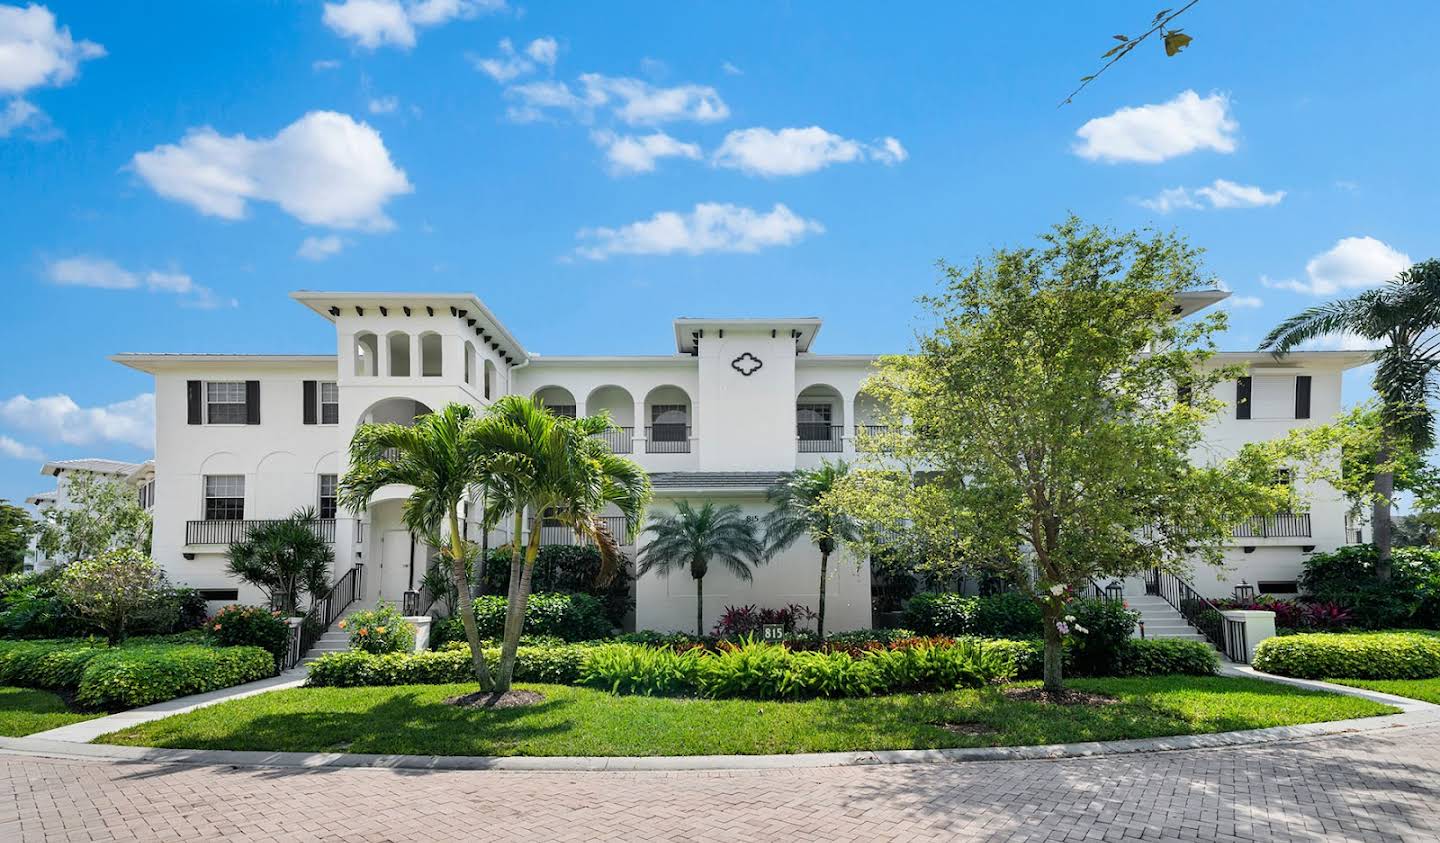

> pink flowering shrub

[{"left": 206, "top": 604, "right": 291, "bottom": 662}]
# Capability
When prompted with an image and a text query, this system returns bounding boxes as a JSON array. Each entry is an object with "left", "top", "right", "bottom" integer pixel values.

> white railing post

[{"left": 1220, "top": 609, "right": 1276, "bottom": 664}]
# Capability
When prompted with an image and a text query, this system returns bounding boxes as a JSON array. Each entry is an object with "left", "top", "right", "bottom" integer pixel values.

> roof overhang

[
  {"left": 1174, "top": 289, "right": 1230, "bottom": 318},
  {"left": 673, "top": 318, "right": 822, "bottom": 354},
  {"left": 290, "top": 291, "right": 529, "bottom": 365},
  {"left": 111, "top": 354, "right": 336, "bottom": 374},
  {"left": 1210, "top": 350, "right": 1377, "bottom": 370}
]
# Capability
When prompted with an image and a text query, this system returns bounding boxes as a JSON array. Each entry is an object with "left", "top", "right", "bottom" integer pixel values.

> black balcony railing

[
  {"left": 595, "top": 426, "right": 634, "bottom": 454},
  {"left": 187, "top": 518, "right": 338, "bottom": 545},
  {"left": 1233, "top": 512, "right": 1312, "bottom": 539},
  {"left": 797, "top": 423, "right": 844, "bottom": 453},
  {"left": 646, "top": 424, "right": 691, "bottom": 453},
  {"left": 537, "top": 515, "right": 634, "bottom": 547},
  {"left": 858, "top": 424, "right": 889, "bottom": 437}
]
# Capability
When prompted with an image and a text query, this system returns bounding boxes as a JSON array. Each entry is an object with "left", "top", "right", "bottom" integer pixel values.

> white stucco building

[
  {"left": 23, "top": 458, "right": 155, "bottom": 573},
  {"left": 112, "top": 289, "right": 1369, "bottom": 629}
]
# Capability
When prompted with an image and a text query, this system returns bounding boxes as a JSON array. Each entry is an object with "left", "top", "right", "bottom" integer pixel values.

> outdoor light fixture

[
  {"left": 1104, "top": 580, "right": 1125, "bottom": 602},
  {"left": 1233, "top": 580, "right": 1255, "bottom": 600}
]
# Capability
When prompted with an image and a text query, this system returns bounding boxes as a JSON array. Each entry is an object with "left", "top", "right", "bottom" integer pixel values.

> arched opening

[
  {"left": 797, "top": 384, "right": 844, "bottom": 452},
  {"left": 644, "top": 385, "right": 692, "bottom": 453},
  {"left": 354, "top": 332, "right": 378, "bottom": 377},
  {"left": 420, "top": 332, "right": 443, "bottom": 378},
  {"left": 586, "top": 385, "right": 636, "bottom": 453},
  {"left": 357, "top": 397, "right": 434, "bottom": 429},
  {"left": 463, "top": 341, "right": 477, "bottom": 387},
  {"left": 533, "top": 386, "right": 576, "bottom": 418},
  {"left": 483, "top": 359, "right": 498, "bottom": 400},
  {"left": 386, "top": 332, "right": 411, "bottom": 377}
]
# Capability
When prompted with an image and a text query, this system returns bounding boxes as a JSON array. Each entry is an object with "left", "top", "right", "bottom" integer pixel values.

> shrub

[
  {"left": 1065, "top": 598, "right": 1140, "bottom": 676},
  {"left": 471, "top": 592, "right": 612, "bottom": 641},
  {"left": 307, "top": 642, "right": 595, "bottom": 687},
  {"left": 824, "top": 628, "right": 918, "bottom": 646},
  {"left": 58, "top": 549, "right": 168, "bottom": 643},
  {"left": 76, "top": 644, "right": 275, "bottom": 710},
  {"left": 696, "top": 639, "right": 795, "bottom": 698},
  {"left": 611, "top": 629, "right": 699, "bottom": 647},
  {"left": 1213, "top": 596, "right": 1353, "bottom": 633},
  {"left": 902, "top": 592, "right": 1042, "bottom": 638},
  {"left": 341, "top": 603, "right": 415, "bottom": 654},
  {"left": 207, "top": 605, "right": 292, "bottom": 662},
  {"left": 1112, "top": 638, "right": 1218, "bottom": 676},
  {"left": 480, "top": 545, "right": 634, "bottom": 628},
  {"left": 0, "top": 639, "right": 106, "bottom": 690},
  {"left": 1252, "top": 632, "right": 1440, "bottom": 679},
  {"left": 1300, "top": 544, "right": 1440, "bottom": 629},
  {"left": 579, "top": 643, "right": 705, "bottom": 695},
  {"left": 712, "top": 603, "right": 816, "bottom": 637},
  {"left": 902, "top": 592, "right": 975, "bottom": 635},
  {"left": 0, "top": 575, "right": 90, "bottom": 639},
  {"left": 972, "top": 592, "right": 1044, "bottom": 638}
]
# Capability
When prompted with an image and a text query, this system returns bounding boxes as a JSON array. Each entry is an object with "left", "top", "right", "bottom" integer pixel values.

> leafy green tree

[
  {"left": 340, "top": 404, "right": 496, "bottom": 691},
  {"left": 637, "top": 500, "right": 765, "bottom": 638},
  {"left": 225, "top": 508, "right": 335, "bottom": 616},
  {"left": 1261, "top": 259, "right": 1440, "bottom": 579},
  {"left": 37, "top": 472, "right": 152, "bottom": 563},
  {"left": 0, "top": 501, "right": 36, "bottom": 575},
  {"left": 470, "top": 395, "right": 650, "bottom": 691},
  {"left": 762, "top": 461, "right": 857, "bottom": 639},
  {"left": 59, "top": 547, "right": 165, "bottom": 643},
  {"left": 827, "top": 217, "right": 1281, "bottom": 692}
]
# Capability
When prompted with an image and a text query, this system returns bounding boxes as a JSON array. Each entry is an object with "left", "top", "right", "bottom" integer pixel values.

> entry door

[{"left": 379, "top": 529, "right": 415, "bottom": 605}]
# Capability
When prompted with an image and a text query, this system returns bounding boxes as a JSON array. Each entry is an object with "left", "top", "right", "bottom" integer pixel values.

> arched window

[
  {"left": 387, "top": 332, "right": 411, "bottom": 377},
  {"left": 354, "top": 332, "right": 378, "bottom": 377},
  {"left": 533, "top": 386, "right": 577, "bottom": 418},
  {"left": 420, "top": 332, "right": 443, "bottom": 377},
  {"left": 464, "top": 341, "right": 477, "bottom": 386},
  {"left": 483, "top": 359, "right": 498, "bottom": 400}
]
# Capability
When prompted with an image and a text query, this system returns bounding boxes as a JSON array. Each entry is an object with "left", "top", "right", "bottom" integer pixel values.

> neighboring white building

[
  {"left": 112, "top": 289, "right": 1369, "bottom": 629},
  {"left": 23, "top": 458, "right": 153, "bottom": 573}
]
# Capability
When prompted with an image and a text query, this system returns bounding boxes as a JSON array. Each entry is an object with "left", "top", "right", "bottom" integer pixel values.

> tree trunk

[
  {"left": 448, "top": 508, "right": 493, "bottom": 690},
  {"left": 695, "top": 575, "right": 704, "bottom": 639},
  {"left": 497, "top": 513, "right": 541, "bottom": 691},
  {"left": 1041, "top": 602, "right": 1064, "bottom": 693},
  {"left": 817, "top": 551, "right": 829, "bottom": 640},
  {"left": 493, "top": 508, "right": 528, "bottom": 693},
  {"left": 1374, "top": 438, "right": 1394, "bottom": 581},
  {"left": 476, "top": 486, "right": 489, "bottom": 596}
]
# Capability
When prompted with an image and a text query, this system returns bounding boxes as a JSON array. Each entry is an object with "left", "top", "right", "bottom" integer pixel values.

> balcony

[
  {"left": 798, "top": 423, "right": 844, "bottom": 453},
  {"left": 595, "top": 426, "right": 634, "bottom": 454},
  {"left": 1233, "top": 512, "right": 1312, "bottom": 539},
  {"left": 646, "top": 424, "right": 691, "bottom": 453},
  {"left": 536, "top": 515, "right": 635, "bottom": 547},
  {"left": 186, "top": 518, "right": 338, "bottom": 546}
]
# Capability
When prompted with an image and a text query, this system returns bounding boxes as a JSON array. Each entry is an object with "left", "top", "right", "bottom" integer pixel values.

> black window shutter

[
  {"left": 302, "top": 380, "right": 317, "bottom": 425},
  {"left": 186, "top": 380, "right": 202, "bottom": 425},
  {"left": 245, "top": 380, "right": 261, "bottom": 425},
  {"left": 1236, "top": 377, "right": 1252, "bottom": 420},
  {"left": 1294, "top": 375, "right": 1312, "bottom": 419}
]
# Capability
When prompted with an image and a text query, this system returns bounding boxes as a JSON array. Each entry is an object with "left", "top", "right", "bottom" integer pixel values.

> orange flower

[
  {"left": 358, "top": 627, "right": 369, "bottom": 636},
  {"left": 376, "top": 626, "right": 387, "bottom": 634},
  {"left": 213, "top": 624, "right": 222, "bottom": 631},
  {"left": 338, "top": 620, "right": 347, "bottom": 629}
]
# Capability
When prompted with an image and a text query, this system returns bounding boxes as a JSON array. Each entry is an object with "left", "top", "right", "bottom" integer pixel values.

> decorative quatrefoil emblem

[{"left": 731, "top": 352, "right": 763, "bottom": 376}]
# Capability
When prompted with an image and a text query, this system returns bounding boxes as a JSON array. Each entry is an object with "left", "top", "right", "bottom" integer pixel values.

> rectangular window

[
  {"left": 320, "top": 382, "right": 339, "bottom": 425},
  {"left": 196, "top": 588, "right": 240, "bottom": 601},
  {"left": 204, "top": 475, "right": 245, "bottom": 520},
  {"left": 1295, "top": 375, "right": 1312, "bottom": 419},
  {"left": 551, "top": 404, "right": 576, "bottom": 418},
  {"left": 317, "top": 474, "right": 337, "bottom": 519},
  {"left": 484, "top": 365, "right": 492, "bottom": 400},
  {"left": 1257, "top": 580, "right": 1299, "bottom": 595},
  {"left": 1235, "top": 377, "right": 1252, "bottom": 420},
  {"left": 206, "top": 382, "right": 248, "bottom": 424},
  {"left": 796, "top": 402, "right": 834, "bottom": 441}
]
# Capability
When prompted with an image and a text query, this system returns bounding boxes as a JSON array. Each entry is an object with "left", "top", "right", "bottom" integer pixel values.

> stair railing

[
  {"left": 283, "top": 563, "right": 364, "bottom": 671},
  {"left": 1145, "top": 567, "right": 1247, "bottom": 662}
]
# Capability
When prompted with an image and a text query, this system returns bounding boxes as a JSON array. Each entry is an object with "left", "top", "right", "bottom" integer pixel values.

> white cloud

[
  {"left": 1262, "top": 237, "right": 1412, "bottom": 296},
  {"left": 712, "top": 127, "right": 907, "bottom": 177},
  {"left": 1074, "top": 90, "right": 1238, "bottom": 164},
  {"left": 1227, "top": 295, "right": 1264, "bottom": 309},
  {"left": 131, "top": 110, "right": 412, "bottom": 231},
  {"left": 323, "top": 0, "right": 504, "bottom": 50},
  {"left": 0, "top": 393, "right": 155, "bottom": 450},
  {"left": 1298, "top": 331, "right": 1385, "bottom": 352},
  {"left": 368, "top": 95, "right": 399, "bottom": 114},
  {"left": 577, "top": 202, "right": 822, "bottom": 259},
  {"left": 0, "top": 97, "right": 40, "bottom": 137},
  {"left": 45, "top": 256, "right": 235, "bottom": 308},
  {"left": 509, "top": 74, "right": 728, "bottom": 125},
  {"left": 471, "top": 36, "right": 557, "bottom": 82},
  {"left": 591, "top": 130, "right": 700, "bottom": 175},
  {"left": 721, "top": 61, "right": 743, "bottom": 76},
  {"left": 0, "top": 435, "right": 42, "bottom": 461},
  {"left": 0, "top": 3, "right": 104, "bottom": 95},
  {"left": 1139, "top": 179, "right": 1284, "bottom": 213},
  {"left": 312, "top": 59, "right": 342, "bottom": 71},
  {"left": 298, "top": 235, "right": 346, "bottom": 261}
]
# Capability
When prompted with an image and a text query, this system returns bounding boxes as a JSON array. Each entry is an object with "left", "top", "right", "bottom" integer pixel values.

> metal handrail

[
  {"left": 645, "top": 425, "right": 691, "bottom": 453},
  {"left": 1146, "top": 567, "right": 1246, "bottom": 662},
  {"left": 594, "top": 426, "right": 634, "bottom": 454},
  {"left": 283, "top": 563, "right": 364, "bottom": 671},
  {"left": 797, "top": 423, "right": 844, "bottom": 452},
  {"left": 1233, "top": 512, "right": 1312, "bottom": 538}
]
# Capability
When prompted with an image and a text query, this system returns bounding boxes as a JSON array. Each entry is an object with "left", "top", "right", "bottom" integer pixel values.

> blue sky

[{"left": 1, "top": 1, "right": 1437, "bottom": 507}]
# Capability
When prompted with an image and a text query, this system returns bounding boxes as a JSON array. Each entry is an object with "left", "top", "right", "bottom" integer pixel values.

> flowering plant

[
  {"left": 345, "top": 603, "right": 415, "bottom": 654},
  {"left": 206, "top": 604, "right": 291, "bottom": 662}
]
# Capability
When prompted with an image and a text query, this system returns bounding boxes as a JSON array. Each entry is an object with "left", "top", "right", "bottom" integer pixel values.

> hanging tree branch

[{"left": 1061, "top": 1, "right": 1202, "bottom": 107}]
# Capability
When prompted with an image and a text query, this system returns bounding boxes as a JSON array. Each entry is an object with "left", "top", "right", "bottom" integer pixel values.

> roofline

[
  {"left": 40, "top": 460, "right": 139, "bottom": 478},
  {"left": 673, "top": 317, "right": 824, "bottom": 354},
  {"left": 1211, "top": 350, "right": 1377, "bottom": 369},
  {"left": 289, "top": 291, "right": 530, "bottom": 364},
  {"left": 526, "top": 354, "right": 697, "bottom": 366},
  {"left": 111, "top": 354, "right": 337, "bottom": 373}
]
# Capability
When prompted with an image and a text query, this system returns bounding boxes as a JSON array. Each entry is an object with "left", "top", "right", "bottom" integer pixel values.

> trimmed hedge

[
  {"left": 429, "top": 593, "right": 613, "bottom": 648},
  {"left": 903, "top": 592, "right": 1043, "bottom": 638},
  {"left": 972, "top": 637, "right": 1217, "bottom": 680},
  {"left": 1252, "top": 632, "right": 1440, "bottom": 680},
  {"left": 0, "top": 638, "right": 275, "bottom": 711},
  {"left": 307, "top": 643, "right": 592, "bottom": 687}
]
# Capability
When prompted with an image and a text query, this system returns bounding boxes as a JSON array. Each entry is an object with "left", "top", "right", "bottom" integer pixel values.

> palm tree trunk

[
  {"left": 498, "top": 513, "right": 542, "bottom": 690},
  {"left": 695, "top": 575, "right": 704, "bottom": 639},
  {"left": 817, "top": 550, "right": 829, "bottom": 639},
  {"left": 493, "top": 508, "right": 527, "bottom": 693},
  {"left": 448, "top": 508, "right": 493, "bottom": 690}
]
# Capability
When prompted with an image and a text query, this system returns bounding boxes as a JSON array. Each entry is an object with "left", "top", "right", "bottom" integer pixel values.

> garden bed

[{"left": 95, "top": 676, "right": 1394, "bottom": 757}]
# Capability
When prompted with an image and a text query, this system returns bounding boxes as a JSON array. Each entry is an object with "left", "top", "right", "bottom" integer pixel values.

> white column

[
  {"left": 634, "top": 399, "right": 647, "bottom": 450},
  {"left": 1221, "top": 610, "right": 1276, "bottom": 664},
  {"left": 842, "top": 391, "right": 856, "bottom": 452}
]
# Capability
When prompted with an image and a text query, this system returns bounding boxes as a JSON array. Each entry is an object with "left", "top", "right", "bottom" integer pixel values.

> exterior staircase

[
  {"left": 298, "top": 609, "right": 356, "bottom": 666},
  {"left": 1117, "top": 579, "right": 1210, "bottom": 644}
]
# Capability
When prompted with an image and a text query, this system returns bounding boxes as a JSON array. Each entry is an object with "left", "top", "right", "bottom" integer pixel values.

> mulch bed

[
  {"left": 1002, "top": 687, "right": 1119, "bottom": 706},
  {"left": 445, "top": 690, "right": 546, "bottom": 710}
]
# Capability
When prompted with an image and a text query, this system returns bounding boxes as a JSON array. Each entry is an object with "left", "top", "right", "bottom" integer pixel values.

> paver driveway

[{"left": 3, "top": 721, "right": 1438, "bottom": 842}]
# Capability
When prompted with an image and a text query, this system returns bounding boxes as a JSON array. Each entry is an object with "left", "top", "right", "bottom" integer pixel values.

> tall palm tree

[
  {"left": 762, "top": 460, "right": 858, "bottom": 638},
  {"left": 338, "top": 403, "right": 495, "bottom": 690},
  {"left": 226, "top": 507, "right": 334, "bottom": 616},
  {"left": 473, "top": 395, "right": 650, "bottom": 691},
  {"left": 1261, "top": 259, "right": 1440, "bottom": 578},
  {"left": 636, "top": 500, "right": 765, "bottom": 638}
]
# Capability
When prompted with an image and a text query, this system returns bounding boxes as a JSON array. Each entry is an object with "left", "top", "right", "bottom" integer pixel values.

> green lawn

[
  {"left": 1330, "top": 678, "right": 1440, "bottom": 704},
  {"left": 97, "top": 676, "right": 1395, "bottom": 757},
  {"left": 0, "top": 686, "right": 101, "bottom": 737}
]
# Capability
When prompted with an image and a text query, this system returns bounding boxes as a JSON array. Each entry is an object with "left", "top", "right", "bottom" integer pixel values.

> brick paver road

[{"left": 3, "top": 722, "right": 1438, "bottom": 842}]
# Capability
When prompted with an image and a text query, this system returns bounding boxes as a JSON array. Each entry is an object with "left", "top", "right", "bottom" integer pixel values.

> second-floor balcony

[
  {"left": 595, "top": 426, "right": 634, "bottom": 454},
  {"left": 536, "top": 515, "right": 636, "bottom": 548},
  {"left": 1233, "top": 512, "right": 1312, "bottom": 539},
  {"left": 797, "top": 423, "right": 844, "bottom": 453},
  {"left": 646, "top": 424, "right": 691, "bottom": 453},
  {"left": 186, "top": 518, "right": 339, "bottom": 546}
]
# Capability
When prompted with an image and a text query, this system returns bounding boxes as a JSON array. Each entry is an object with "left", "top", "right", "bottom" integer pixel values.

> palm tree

[
  {"left": 762, "top": 461, "right": 858, "bottom": 638},
  {"left": 226, "top": 507, "right": 334, "bottom": 616},
  {"left": 473, "top": 395, "right": 650, "bottom": 691},
  {"left": 636, "top": 500, "right": 765, "bottom": 638},
  {"left": 1261, "top": 259, "right": 1440, "bottom": 578},
  {"left": 338, "top": 403, "right": 495, "bottom": 690}
]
